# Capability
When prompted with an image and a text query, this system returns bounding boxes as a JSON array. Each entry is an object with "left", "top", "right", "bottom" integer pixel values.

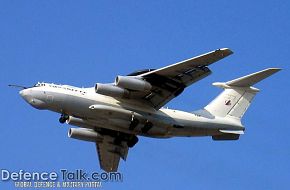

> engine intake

[
  {"left": 66, "top": 116, "right": 91, "bottom": 128},
  {"left": 115, "top": 76, "right": 152, "bottom": 91},
  {"left": 68, "top": 128, "right": 103, "bottom": 142},
  {"left": 95, "top": 83, "right": 129, "bottom": 98}
]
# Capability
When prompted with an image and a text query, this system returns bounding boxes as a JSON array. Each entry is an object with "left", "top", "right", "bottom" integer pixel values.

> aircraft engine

[
  {"left": 68, "top": 128, "right": 103, "bottom": 142},
  {"left": 95, "top": 83, "right": 129, "bottom": 98},
  {"left": 115, "top": 76, "right": 152, "bottom": 91},
  {"left": 66, "top": 116, "right": 91, "bottom": 128}
]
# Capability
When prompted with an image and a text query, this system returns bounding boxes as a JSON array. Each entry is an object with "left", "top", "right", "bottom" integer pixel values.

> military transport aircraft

[{"left": 12, "top": 48, "right": 280, "bottom": 172}]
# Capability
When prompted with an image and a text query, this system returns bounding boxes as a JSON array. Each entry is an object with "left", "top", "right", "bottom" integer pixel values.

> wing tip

[
  {"left": 266, "top": 67, "right": 282, "bottom": 72},
  {"left": 217, "top": 48, "right": 234, "bottom": 55}
]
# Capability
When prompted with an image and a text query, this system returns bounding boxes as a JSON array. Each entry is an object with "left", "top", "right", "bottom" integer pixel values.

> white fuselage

[{"left": 20, "top": 83, "right": 244, "bottom": 138}]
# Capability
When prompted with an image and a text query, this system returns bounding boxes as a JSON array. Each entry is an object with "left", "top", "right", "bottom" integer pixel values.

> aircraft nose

[
  {"left": 19, "top": 89, "right": 24, "bottom": 96},
  {"left": 19, "top": 89, "right": 30, "bottom": 101},
  {"left": 19, "top": 89, "right": 46, "bottom": 109}
]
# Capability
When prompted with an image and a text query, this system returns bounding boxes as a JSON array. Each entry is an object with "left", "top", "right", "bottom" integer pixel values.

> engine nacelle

[
  {"left": 68, "top": 128, "right": 103, "bottom": 142},
  {"left": 66, "top": 116, "right": 91, "bottom": 128},
  {"left": 115, "top": 76, "right": 152, "bottom": 91},
  {"left": 95, "top": 83, "right": 129, "bottom": 98}
]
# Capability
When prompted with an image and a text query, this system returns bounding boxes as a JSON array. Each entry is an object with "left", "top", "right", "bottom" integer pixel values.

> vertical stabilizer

[{"left": 204, "top": 68, "right": 281, "bottom": 119}]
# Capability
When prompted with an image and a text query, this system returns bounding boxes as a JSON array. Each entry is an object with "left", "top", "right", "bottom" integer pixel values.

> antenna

[{"left": 8, "top": 84, "right": 28, "bottom": 89}]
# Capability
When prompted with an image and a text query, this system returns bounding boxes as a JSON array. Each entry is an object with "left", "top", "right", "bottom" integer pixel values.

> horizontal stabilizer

[
  {"left": 219, "top": 129, "right": 244, "bottom": 135},
  {"left": 225, "top": 68, "right": 281, "bottom": 87},
  {"left": 206, "top": 67, "right": 281, "bottom": 119}
]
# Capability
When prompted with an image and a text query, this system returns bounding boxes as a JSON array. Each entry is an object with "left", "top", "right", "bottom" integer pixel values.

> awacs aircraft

[{"left": 13, "top": 48, "right": 280, "bottom": 172}]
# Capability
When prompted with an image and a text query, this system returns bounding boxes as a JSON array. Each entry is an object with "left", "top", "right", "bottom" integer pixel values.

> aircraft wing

[
  {"left": 137, "top": 48, "right": 233, "bottom": 109},
  {"left": 95, "top": 134, "right": 129, "bottom": 172}
]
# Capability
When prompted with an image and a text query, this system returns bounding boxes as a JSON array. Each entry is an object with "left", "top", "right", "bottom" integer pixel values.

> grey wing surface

[
  {"left": 96, "top": 135, "right": 128, "bottom": 172},
  {"left": 137, "top": 48, "right": 233, "bottom": 109}
]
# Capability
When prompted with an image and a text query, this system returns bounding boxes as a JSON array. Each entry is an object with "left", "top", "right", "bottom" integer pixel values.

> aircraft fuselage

[{"left": 20, "top": 83, "right": 243, "bottom": 138}]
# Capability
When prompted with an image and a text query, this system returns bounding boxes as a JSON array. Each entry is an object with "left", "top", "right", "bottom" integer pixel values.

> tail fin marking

[{"left": 205, "top": 68, "right": 281, "bottom": 119}]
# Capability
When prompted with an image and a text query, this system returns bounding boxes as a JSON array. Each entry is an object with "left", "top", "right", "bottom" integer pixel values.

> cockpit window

[
  {"left": 33, "top": 82, "right": 44, "bottom": 87},
  {"left": 33, "top": 83, "right": 40, "bottom": 87}
]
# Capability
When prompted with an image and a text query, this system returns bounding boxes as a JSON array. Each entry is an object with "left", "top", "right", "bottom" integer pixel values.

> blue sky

[{"left": 1, "top": 0, "right": 289, "bottom": 189}]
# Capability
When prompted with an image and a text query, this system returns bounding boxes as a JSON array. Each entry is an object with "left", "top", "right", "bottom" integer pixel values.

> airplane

[{"left": 13, "top": 48, "right": 280, "bottom": 172}]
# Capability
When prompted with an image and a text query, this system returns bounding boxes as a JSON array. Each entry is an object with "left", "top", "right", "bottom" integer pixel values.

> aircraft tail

[{"left": 204, "top": 68, "right": 281, "bottom": 119}]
